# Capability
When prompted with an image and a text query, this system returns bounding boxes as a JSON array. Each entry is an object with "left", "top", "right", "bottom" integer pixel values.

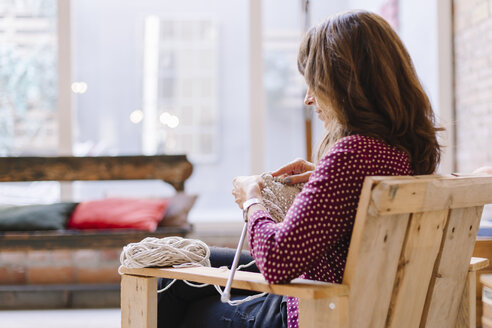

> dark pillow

[
  {"left": 159, "top": 193, "right": 198, "bottom": 227},
  {"left": 0, "top": 203, "right": 79, "bottom": 231}
]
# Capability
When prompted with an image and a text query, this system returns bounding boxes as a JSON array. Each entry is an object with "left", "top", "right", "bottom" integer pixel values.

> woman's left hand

[{"left": 232, "top": 175, "right": 264, "bottom": 209}]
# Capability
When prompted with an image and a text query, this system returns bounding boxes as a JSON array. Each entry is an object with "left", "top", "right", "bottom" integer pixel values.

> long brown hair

[{"left": 297, "top": 10, "right": 442, "bottom": 174}]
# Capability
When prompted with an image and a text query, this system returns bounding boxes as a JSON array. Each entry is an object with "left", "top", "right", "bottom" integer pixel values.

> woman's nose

[{"left": 304, "top": 92, "right": 315, "bottom": 106}]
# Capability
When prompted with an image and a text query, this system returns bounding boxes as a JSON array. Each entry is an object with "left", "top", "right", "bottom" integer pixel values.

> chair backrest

[{"left": 343, "top": 175, "right": 492, "bottom": 328}]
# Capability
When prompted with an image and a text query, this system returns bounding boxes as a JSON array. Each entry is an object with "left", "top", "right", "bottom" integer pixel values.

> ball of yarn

[{"left": 120, "top": 236, "right": 211, "bottom": 269}]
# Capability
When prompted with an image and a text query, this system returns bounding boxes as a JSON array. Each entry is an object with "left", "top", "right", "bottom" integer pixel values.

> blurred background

[
  {"left": 0, "top": 0, "right": 469, "bottom": 221},
  {"left": 0, "top": 0, "right": 491, "bottom": 326}
]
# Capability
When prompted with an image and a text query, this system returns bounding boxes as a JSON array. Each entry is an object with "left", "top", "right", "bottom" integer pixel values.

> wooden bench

[
  {"left": 120, "top": 174, "right": 492, "bottom": 328},
  {"left": 0, "top": 155, "right": 194, "bottom": 251}
]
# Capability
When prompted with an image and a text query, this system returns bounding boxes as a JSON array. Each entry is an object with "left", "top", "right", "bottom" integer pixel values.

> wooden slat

[
  {"left": 0, "top": 155, "right": 193, "bottom": 191},
  {"left": 387, "top": 210, "right": 448, "bottom": 328},
  {"left": 342, "top": 176, "right": 411, "bottom": 328},
  {"left": 342, "top": 178, "right": 374, "bottom": 285},
  {"left": 369, "top": 175, "right": 492, "bottom": 216},
  {"left": 0, "top": 227, "right": 191, "bottom": 250},
  {"left": 299, "top": 296, "right": 349, "bottom": 328},
  {"left": 120, "top": 266, "right": 349, "bottom": 299},
  {"left": 456, "top": 271, "right": 476, "bottom": 328},
  {"left": 344, "top": 213, "right": 410, "bottom": 328},
  {"left": 121, "top": 275, "right": 157, "bottom": 328},
  {"left": 466, "top": 257, "right": 489, "bottom": 327},
  {"left": 421, "top": 206, "right": 483, "bottom": 327},
  {"left": 478, "top": 298, "right": 484, "bottom": 328},
  {"left": 469, "top": 257, "right": 489, "bottom": 272}
]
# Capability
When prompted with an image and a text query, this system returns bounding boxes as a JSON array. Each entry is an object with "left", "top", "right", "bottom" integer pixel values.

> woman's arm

[
  {"left": 271, "top": 158, "right": 315, "bottom": 184},
  {"left": 247, "top": 148, "right": 368, "bottom": 283}
]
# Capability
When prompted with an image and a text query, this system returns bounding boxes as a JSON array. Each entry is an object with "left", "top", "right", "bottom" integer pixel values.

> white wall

[
  {"left": 260, "top": 0, "right": 351, "bottom": 171},
  {"left": 398, "top": 0, "right": 453, "bottom": 173},
  {"left": 325, "top": 0, "right": 453, "bottom": 173},
  {"left": 348, "top": 0, "right": 385, "bottom": 12},
  {"left": 399, "top": 0, "right": 439, "bottom": 112}
]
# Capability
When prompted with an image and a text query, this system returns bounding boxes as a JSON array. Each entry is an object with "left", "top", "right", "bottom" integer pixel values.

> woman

[{"left": 159, "top": 10, "right": 441, "bottom": 328}]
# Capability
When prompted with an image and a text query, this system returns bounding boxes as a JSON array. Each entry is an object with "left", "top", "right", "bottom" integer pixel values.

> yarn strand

[{"left": 120, "top": 236, "right": 266, "bottom": 306}]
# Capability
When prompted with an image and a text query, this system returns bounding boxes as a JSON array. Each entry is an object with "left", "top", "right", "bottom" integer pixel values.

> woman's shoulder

[
  {"left": 316, "top": 135, "right": 372, "bottom": 168},
  {"left": 320, "top": 134, "right": 407, "bottom": 165},
  {"left": 330, "top": 134, "right": 386, "bottom": 152},
  {"left": 318, "top": 134, "right": 411, "bottom": 174}
]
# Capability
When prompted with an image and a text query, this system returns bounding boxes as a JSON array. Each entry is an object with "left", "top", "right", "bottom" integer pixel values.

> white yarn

[
  {"left": 261, "top": 173, "right": 304, "bottom": 223},
  {"left": 120, "top": 236, "right": 211, "bottom": 269},
  {"left": 119, "top": 236, "right": 267, "bottom": 306}
]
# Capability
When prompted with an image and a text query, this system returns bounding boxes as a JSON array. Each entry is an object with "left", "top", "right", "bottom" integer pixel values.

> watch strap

[{"left": 242, "top": 198, "right": 261, "bottom": 221}]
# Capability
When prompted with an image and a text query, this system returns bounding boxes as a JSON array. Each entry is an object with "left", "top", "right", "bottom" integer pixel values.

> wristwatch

[{"left": 242, "top": 198, "right": 261, "bottom": 221}]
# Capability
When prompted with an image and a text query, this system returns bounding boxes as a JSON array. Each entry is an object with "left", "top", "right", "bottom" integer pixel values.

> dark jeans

[{"left": 157, "top": 247, "right": 287, "bottom": 328}]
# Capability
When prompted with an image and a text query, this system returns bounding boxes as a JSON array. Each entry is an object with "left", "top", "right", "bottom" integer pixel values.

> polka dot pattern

[{"left": 247, "top": 135, "right": 413, "bottom": 328}]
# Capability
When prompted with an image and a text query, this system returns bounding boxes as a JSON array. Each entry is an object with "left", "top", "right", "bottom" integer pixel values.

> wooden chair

[{"left": 120, "top": 175, "right": 492, "bottom": 328}]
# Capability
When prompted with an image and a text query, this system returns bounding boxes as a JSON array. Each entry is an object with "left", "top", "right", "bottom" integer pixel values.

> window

[
  {"left": 71, "top": 0, "right": 250, "bottom": 220},
  {"left": 142, "top": 16, "right": 219, "bottom": 162},
  {"left": 0, "top": 0, "right": 452, "bottom": 220},
  {"left": 0, "top": 0, "right": 59, "bottom": 205},
  {"left": 0, "top": 0, "right": 57, "bottom": 156},
  {"left": 262, "top": 1, "right": 306, "bottom": 170}
]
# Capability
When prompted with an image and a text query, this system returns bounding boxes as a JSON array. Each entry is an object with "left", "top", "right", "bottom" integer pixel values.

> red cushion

[{"left": 68, "top": 198, "right": 169, "bottom": 231}]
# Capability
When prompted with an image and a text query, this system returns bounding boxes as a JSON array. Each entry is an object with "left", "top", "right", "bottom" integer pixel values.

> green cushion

[{"left": 0, "top": 203, "right": 79, "bottom": 231}]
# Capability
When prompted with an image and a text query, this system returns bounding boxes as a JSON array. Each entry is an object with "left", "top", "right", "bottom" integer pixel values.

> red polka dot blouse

[{"left": 247, "top": 135, "right": 413, "bottom": 328}]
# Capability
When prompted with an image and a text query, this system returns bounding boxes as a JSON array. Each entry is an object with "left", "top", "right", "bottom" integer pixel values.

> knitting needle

[{"left": 221, "top": 221, "right": 248, "bottom": 303}]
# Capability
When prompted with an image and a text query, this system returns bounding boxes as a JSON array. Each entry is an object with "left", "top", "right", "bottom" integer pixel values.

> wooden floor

[{"left": 0, "top": 308, "right": 120, "bottom": 328}]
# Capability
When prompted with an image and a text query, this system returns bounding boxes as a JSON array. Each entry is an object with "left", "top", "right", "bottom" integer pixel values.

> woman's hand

[
  {"left": 232, "top": 175, "right": 264, "bottom": 209},
  {"left": 271, "top": 158, "right": 315, "bottom": 184}
]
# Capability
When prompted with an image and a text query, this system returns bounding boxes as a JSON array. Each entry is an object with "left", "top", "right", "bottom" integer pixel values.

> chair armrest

[
  {"left": 120, "top": 266, "right": 349, "bottom": 299},
  {"left": 469, "top": 257, "right": 489, "bottom": 271}
]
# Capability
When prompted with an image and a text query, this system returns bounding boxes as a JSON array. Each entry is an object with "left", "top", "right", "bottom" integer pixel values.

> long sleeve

[{"left": 247, "top": 142, "right": 369, "bottom": 284}]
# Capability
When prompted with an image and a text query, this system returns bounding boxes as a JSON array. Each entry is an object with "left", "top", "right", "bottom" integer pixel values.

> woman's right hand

[{"left": 271, "top": 158, "right": 315, "bottom": 185}]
